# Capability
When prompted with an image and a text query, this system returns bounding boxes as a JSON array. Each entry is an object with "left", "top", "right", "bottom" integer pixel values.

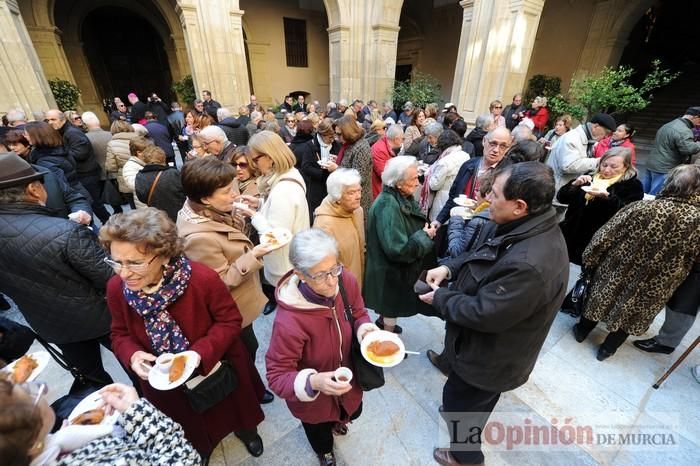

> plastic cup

[
  {"left": 334, "top": 367, "right": 353, "bottom": 385},
  {"left": 155, "top": 353, "right": 174, "bottom": 374}
]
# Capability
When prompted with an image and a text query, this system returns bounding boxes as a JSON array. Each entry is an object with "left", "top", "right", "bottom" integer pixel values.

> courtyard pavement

[{"left": 10, "top": 265, "right": 699, "bottom": 466}]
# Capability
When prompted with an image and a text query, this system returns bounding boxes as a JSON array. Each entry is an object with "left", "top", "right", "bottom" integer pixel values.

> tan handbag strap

[{"left": 147, "top": 171, "right": 164, "bottom": 205}]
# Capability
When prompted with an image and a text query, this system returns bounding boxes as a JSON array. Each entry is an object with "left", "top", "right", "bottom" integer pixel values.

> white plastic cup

[{"left": 334, "top": 367, "right": 353, "bottom": 385}]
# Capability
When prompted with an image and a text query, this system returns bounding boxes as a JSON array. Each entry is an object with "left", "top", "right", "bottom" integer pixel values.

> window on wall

[{"left": 283, "top": 17, "right": 308, "bottom": 67}]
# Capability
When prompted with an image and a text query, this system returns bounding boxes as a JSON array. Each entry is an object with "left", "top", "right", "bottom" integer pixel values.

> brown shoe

[
  {"left": 433, "top": 447, "right": 484, "bottom": 466},
  {"left": 427, "top": 349, "right": 450, "bottom": 376}
]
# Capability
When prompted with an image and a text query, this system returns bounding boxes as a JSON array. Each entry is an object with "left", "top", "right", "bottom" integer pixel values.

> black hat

[
  {"left": 590, "top": 113, "right": 617, "bottom": 132},
  {"left": 0, "top": 152, "right": 44, "bottom": 189},
  {"left": 685, "top": 106, "right": 700, "bottom": 116}
]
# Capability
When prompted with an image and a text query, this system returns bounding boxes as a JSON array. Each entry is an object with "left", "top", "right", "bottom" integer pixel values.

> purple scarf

[
  {"left": 123, "top": 255, "right": 192, "bottom": 355},
  {"left": 298, "top": 281, "right": 336, "bottom": 308}
]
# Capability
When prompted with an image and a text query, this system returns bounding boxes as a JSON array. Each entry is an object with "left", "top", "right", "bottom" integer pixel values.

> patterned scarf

[{"left": 123, "top": 255, "right": 192, "bottom": 355}]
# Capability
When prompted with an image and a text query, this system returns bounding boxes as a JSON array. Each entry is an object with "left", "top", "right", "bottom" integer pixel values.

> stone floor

[{"left": 8, "top": 264, "right": 700, "bottom": 466}]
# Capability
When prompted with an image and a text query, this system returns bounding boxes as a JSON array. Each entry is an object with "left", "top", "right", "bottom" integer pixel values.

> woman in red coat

[
  {"left": 100, "top": 207, "right": 265, "bottom": 460},
  {"left": 265, "top": 229, "right": 379, "bottom": 466},
  {"left": 524, "top": 96, "right": 550, "bottom": 138}
]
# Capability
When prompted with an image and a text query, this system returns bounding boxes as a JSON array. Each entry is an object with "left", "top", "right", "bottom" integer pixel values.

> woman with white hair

[
  {"left": 364, "top": 156, "right": 437, "bottom": 334},
  {"left": 313, "top": 169, "right": 365, "bottom": 288},
  {"left": 265, "top": 228, "right": 378, "bottom": 466}
]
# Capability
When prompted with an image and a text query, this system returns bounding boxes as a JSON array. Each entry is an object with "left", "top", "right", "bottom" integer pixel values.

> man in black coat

[
  {"left": 420, "top": 162, "right": 569, "bottom": 466},
  {"left": 128, "top": 92, "right": 148, "bottom": 123},
  {"left": 0, "top": 154, "right": 115, "bottom": 389},
  {"left": 503, "top": 93, "right": 525, "bottom": 130},
  {"left": 202, "top": 90, "right": 222, "bottom": 119},
  {"left": 144, "top": 112, "right": 177, "bottom": 165},
  {"left": 216, "top": 108, "right": 250, "bottom": 147}
]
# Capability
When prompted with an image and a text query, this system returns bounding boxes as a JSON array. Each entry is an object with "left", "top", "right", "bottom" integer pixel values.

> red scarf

[{"left": 336, "top": 143, "right": 349, "bottom": 166}]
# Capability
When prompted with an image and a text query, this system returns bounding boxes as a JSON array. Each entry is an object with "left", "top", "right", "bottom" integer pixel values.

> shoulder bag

[
  {"left": 146, "top": 171, "right": 164, "bottom": 205},
  {"left": 182, "top": 360, "right": 238, "bottom": 413},
  {"left": 338, "top": 276, "right": 385, "bottom": 391}
]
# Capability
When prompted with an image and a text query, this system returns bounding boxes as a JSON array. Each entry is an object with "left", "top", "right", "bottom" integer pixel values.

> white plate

[
  {"left": 68, "top": 389, "right": 120, "bottom": 426},
  {"left": 580, "top": 186, "right": 606, "bottom": 194},
  {"left": 260, "top": 227, "right": 293, "bottom": 251},
  {"left": 453, "top": 197, "right": 478, "bottom": 208},
  {"left": 3, "top": 351, "right": 50, "bottom": 383},
  {"left": 148, "top": 351, "right": 199, "bottom": 391},
  {"left": 360, "top": 330, "right": 406, "bottom": 368}
]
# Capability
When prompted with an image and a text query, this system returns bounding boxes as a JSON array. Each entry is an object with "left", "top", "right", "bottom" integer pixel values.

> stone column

[
  {"left": 176, "top": 0, "right": 250, "bottom": 109},
  {"left": 0, "top": 0, "right": 55, "bottom": 114},
  {"left": 451, "top": 0, "right": 545, "bottom": 122}
]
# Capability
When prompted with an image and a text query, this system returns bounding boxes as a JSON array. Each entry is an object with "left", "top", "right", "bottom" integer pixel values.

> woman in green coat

[{"left": 364, "top": 156, "right": 437, "bottom": 333}]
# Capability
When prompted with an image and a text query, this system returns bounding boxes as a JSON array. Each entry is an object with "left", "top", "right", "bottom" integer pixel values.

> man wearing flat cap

[
  {"left": 0, "top": 153, "right": 116, "bottom": 390},
  {"left": 644, "top": 106, "right": 700, "bottom": 194}
]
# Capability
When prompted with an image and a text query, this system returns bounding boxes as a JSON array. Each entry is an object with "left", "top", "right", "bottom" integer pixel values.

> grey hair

[
  {"left": 658, "top": 164, "right": 700, "bottom": 198},
  {"left": 382, "top": 155, "right": 418, "bottom": 187},
  {"left": 511, "top": 125, "right": 534, "bottom": 142},
  {"left": 327, "top": 102, "right": 337, "bottom": 110},
  {"left": 424, "top": 122, "right": 443, "bottom": 137},
  {"left": 595, "top": 146, "right": 637, "bottom": 181},
  {"left": 6, "top": 109, "right": 26, "bottom": 124},
  {"left": 131, "top": 123, "right": 149, "bottom": 136},
  {"left": 338, "top": 99, "right": 348, "bottom": 106},
  {"left": 289, "top": 228, "right": 339, "bottom": 274},
  {"left": 217, "top": 107, "right": 233, "bottom": 121},
  {"left": 199, "top": 125, "right": 227, "bottom": 143},
  {"left": 326, "top": 168, "right": 362, "bottom": 202},
  {"left": 475, "top": 113, "right": 494, "bottom": 131},
  {"left": 386, "top": 124, "right": 404, "bottom": 140},
  {"left": 81, "top": 111, "right": 100, "bottom": 127},
  {"left": 0, "top": 185, "right": 32, "bottom": 204},
  {"left": 251, "top": 111, "right": 262, "bottom": 121}
]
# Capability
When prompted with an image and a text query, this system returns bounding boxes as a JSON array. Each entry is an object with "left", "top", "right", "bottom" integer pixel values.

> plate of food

[
  {"left": 260, "top": 227, "right": 292, "bottom": 250},
  {"left": 580, "top": 186, "right": 607, "bottom": 194},
  {"left": 148, "top": 351, "right": 199, "bottom": 391},
  {"left": 3, "top": 352, "right": 50, "bottom": 383},
  {"left": 68, "top": 390, "right": 120, "bottom": 427},
  {"left": 453, "top": 195, "right": 478, "bottom": 208},
  {"left": 360, "top": 330, "right": 406, "bottom": 368}
]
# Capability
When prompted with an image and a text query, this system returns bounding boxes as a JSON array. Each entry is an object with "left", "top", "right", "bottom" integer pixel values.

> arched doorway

[{"left": 81, "top": 6, "right": 174, "bottom": 102}]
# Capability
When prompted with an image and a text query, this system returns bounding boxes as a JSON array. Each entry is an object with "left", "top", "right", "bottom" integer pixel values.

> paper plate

[
  {"left": 453, "top": 197, "right": 478, "bottom": 208},
  {"left": 68, "top": 389, "right": 120, "bottom": 426},
  {"left": 3, "top": 351, "right": 50, "bottom": 383},
  {"left": 360, "top": 330, "right": 406, "bottom": 368},
  {"left": 260, "top": 227, "right": 293, "bottom": 251},
  {"left": 148, "top": 351, "right": 199, "bottom": 391},
  {"left": 580, "top": 186, "right": 607, "bottom": 194}
]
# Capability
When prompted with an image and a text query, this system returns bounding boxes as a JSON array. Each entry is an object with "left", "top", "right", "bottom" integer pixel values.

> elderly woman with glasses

[
  {"left": 0, "top": 380, "right": 201, "bottom": 465},
  {"left": 265, "top": 229, "right": 378, "bottom": 466},
  {"left": 364, "top": 156, "right": 437, "bottom": 334},
  {"left": 280, "top": 114, "right": 297, "bottom": 144},
  {"left": 489, "top": 100, "right": 506, "bottom": 128},
  {"left": 101, "top": 208, "right": 266, "bottom": 459}
]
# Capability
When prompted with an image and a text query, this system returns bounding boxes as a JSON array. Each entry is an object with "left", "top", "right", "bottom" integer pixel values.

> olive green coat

[{"left": 363, "top": 186, "right": 436, "bottom": 318}]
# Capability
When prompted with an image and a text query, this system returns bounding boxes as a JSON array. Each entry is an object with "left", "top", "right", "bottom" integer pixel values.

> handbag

[
  {"left": 567, "top": 270, "right": 593, "bottom": 317},
  {"left": 182, "top": 360, "right": 238, "bottom": 413},
  {"left": 146, "top": 171, "right": 164, "bottom": 205},
  {"left": 338, "top": 276, "right": 385, "bottom": 391},
  {"left": 101, "top": 179, "right": 124, "bottom": 206}
]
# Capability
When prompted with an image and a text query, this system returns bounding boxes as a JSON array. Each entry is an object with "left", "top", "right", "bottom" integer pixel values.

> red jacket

[
  {"left": 371, "top": 136, "right": 394, "bottom": 198},
  {"left": 107, "top": 261, "right": 265, "bottom": 453},
  {"left": 526, "top": 107, "right": 549, "bottom": 134},
  {"left": 265, "top": 269, "right": 372, "bottom": 424},
  {"left": 593, "top": 136, "right": 637, "bottom": 165}
]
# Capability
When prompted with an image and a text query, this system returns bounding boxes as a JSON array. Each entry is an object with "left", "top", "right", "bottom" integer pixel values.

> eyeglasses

[
  {"left": 234, "top": 162, "right": 249, "bottom": 169},
  {"left": 486, "top": 140, "right": 510, "bottom": 151},
  {"left": 304, "top": 264, "right": 343, "bottom": 283},
  {"left": 19, "top": 381, "right": 49, "bottom": 407},
  {"left": 73, "top": 117, "right": 82, "bottom": 121},
  {"left": 286, "top": 120, "right": 296, "bottom": 124},
  {"left": 103, "top": 255, "right": 157, "bottom": 273},
  {"left": 492, "top": 106, "right": 502, "bottom": 109}
]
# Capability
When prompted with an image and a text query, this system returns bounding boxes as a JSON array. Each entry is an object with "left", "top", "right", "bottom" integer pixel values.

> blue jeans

[{"left": 642, "top": 170, "right": 667, "bottom": 195}]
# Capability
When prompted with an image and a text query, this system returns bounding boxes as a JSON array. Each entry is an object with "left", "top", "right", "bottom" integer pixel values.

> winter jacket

[
  {"left": 557, "top": 176, "right": 643, "bottom": 265},
  {"left": 364, "top": 186, "right": 436, "bottom": 318},
  {"left": 436, "top": 157, "right": 482, "bottom": 225},
  {"left": 106, "top": 132, "right": 140, "bottom": 192},
  {"left": 85, "top": 128, "right": 112, "bottom": 180},
  {"left": 313, "top": 196, "right": 366, "bottom": 288},
  {"left": 417, "top": 138, "right": 440, "bottom": 165},
  {"left": 339, "top": 138, "right": 373, "bottom": 216},
  {"left": 144, "top": 121, "right": 176, "bottom": 162},
  {"left": 465, "top": 127, "right": 487, "bottom": 158},
  {"left": 525, "top": 107, "right": 549, "bottom": 137},
  {"left": 289, "top": 132, "right": 315, "bottom": 169},
  {"left": 58, "top": 122, "right": 100, "bottom": 176},
  {"left": 546, "top": 124, "right": 598, "bottom": 193},
  {"left": 122, "top": 157, "right": 146, "bottom": 207},
  {"left": 592, "top": 136, "right": 637, "bottom": 165},
  {"left": 265, "top": 270, "right": 372, "bottom": 424},
  {"left": 203, "top": 99, "right": 221, "bottom": 119},
  {"left": 135, "top": 165, "right": 185, "bottom": 222},
  {"left": 216, "top": 142, "right": 238, "bottom": 163},
  {"left": 33, "top": 164, "right": 92, "bottom": 219},
  {"left": 403, "top": 125, "right": 421, "bottom": 148},
  {"left": 646, "top": 118, "right": 700, "bottom": 173},
  {"left": 504, "top": 103, "right": 525, "bottom": 130},
  {"left": 427, "top": 146, "right": 470, "bottom": 221},
  {"left": 0, "top": 203, "right": 112, "bottom": 344},
  {"left": 434, "top": 208, "right": 569, "bottom": 393},
  {"left": 299, "top": 135, "right": 339, "bottom": 220},
  {"left": 217, "top": 118, "right": 250, "bottom": 147},
  {"left": 371, "top": 136, "right": 395, "bottom": 198},
  {"left": 444, "top": 208, "right": 491, "bottom": 259},
  {"left": 29, "top": 146, "right": 78, "bottom": 186},
  {"left": 251, "top": 168, "right": 310, "bottom": 285},
  {"left": 177, "top": 202, "right": 267, "bottom": 328}
]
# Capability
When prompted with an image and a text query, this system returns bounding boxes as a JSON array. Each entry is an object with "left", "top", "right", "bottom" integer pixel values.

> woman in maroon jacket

[
  {"left": 265, "top": 229, "right": 379, "bottom": 466},
  {"left": 100, "top": 208, "right": 265, "bottom": 460}
]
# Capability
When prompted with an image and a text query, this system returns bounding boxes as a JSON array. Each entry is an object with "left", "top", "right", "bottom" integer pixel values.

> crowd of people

[{"left": 1, "top": 87, "right": 699, "bottom": 466}]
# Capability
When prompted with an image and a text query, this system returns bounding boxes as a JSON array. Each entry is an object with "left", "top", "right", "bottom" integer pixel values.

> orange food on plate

[
  {"left": 366, "top": 340, "right": 400, "bottom": 364},
  {"left": 71, "top": 408, "right": 105, "bottom": 425},
  {"left": 169, "top": 355, "right": 187, "bottom": 382},
  {"left": 263, "top": 231, "right": 279, "bottom": 247},
  {"left": 12, "top": 355, "right": 38, "bottom": 383}
]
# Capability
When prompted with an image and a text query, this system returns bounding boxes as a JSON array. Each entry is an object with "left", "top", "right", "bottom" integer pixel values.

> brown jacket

[
  {"left": 313, "top": 196, "right": 365, "bottom": 288},
  {"left": 177, "top": 202, "right": 267, "bottom": 327}
]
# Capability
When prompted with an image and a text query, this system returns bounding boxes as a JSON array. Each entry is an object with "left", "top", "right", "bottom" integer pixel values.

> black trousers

[
  {"left": 301, "top": 403, "right": 363, "bottom": 455},
  {"left": 442, "top": 372, "right": 501, "bottom": 465},
  {"left": 56, "top": 334, "right": 114, "bottom": 391},
  {"left": 577, "top": 317, "right": 629, "bottom": 352},
  {"left": 79, "top": 174, "right": 111, "bottom": 223},
  {"left": 240, "top": 324, "right": 259, "bottom": 362}
]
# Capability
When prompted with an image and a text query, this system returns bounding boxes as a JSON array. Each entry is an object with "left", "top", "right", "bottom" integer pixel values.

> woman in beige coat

[
  {"left": 105, "top": 120, "right": 139, "bottom": 208},
  {"left": 313, "top": 168, "right": 365, "bottom": 288},
  {"left": 177, "top": 157, "right": 275, "bottom": 403}
]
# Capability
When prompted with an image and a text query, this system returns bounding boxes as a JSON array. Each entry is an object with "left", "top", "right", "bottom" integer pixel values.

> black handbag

[
  {"left": 567, "top": 270, "right": 593, "bottom": 317},
  {"left": 182, "top": 360, "right": 238, "bottom": 413},
  {"left": 338, "top": 276, "right": 385, "bottom": 391},
  {"left": 101, "top": 179, "right": 124, "bottom": 206}
]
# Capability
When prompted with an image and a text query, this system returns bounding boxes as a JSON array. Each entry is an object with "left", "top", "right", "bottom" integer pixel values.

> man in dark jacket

[
  {"left": 503, "top": 93, "right": 525, "bottom": 130},
  {"left": 420, "top": 162, "right": 569, "bottom": 466},
  {"left": 46, "top": 109, "right": 109, "bottom": 223},
  {"left": 146, "top": 93, "right": 170, "bottom": 126},
  {"left": 127, "top": 92, "right": 148, "bottom": 123},
  {"left": 144, "top": 112, "right": 177, "bottom": 165},
  {"left": 0, "top": 154, "right": 115, "bottom": 389},
  {"left": 202, "top": 90, "right": 222, "bottom": 119},
  {"left": 216, "top": 108, "right": 250, "bottom": 147}
]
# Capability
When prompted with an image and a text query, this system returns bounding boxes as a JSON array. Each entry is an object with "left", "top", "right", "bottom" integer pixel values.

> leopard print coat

[{"left": 582, "top": 195, "right": 700, "bottom": 335}]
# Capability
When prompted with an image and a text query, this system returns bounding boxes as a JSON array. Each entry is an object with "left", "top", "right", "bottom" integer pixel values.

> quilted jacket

[
  {"left": 0, "top": 203, "right": 112, "bottom": 344},
  {"left": 105, "top": 132, "right": 140, "bottom": 192}
]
